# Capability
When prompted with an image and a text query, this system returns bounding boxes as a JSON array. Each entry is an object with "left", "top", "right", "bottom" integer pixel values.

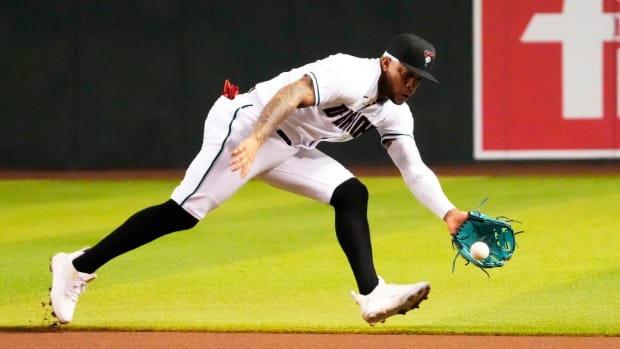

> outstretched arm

[
  {"left": 384, "top": 137, "right": 468, "bottom": 235},
  {"left": 230, "top": 75, "right": 315, "bottom": 178}
]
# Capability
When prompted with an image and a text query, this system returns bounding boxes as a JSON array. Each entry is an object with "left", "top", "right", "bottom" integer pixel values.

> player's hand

[
  {"left": 443, "top": 209, "right": 469, "bottom": 235},
  {"left": 230, "top": 136, "right": 261, "bottom": 178}
]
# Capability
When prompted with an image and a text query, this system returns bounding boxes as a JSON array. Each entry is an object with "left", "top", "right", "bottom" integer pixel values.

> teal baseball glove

[{"left": 451, "top": 207, "right": 522, "bottom": 276}]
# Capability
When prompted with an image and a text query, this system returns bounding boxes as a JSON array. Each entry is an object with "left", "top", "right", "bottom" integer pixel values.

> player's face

[{"left": 380, "top": 58, "right": 423, "bottom": 105}]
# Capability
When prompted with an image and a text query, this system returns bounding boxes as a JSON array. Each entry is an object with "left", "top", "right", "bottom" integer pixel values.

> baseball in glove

[{"left": 451, "top": 199, "right": 522, "bottom": 276}]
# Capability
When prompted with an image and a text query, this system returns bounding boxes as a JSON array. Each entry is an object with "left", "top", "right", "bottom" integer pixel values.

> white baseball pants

[{"left": 170, "top": 91, "right": 354, "bottom": 220}]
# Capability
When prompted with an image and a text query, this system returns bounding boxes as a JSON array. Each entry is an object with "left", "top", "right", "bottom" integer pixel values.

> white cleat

[
  {"left": 351, "top": 276, "right": 430, "bottom": 326},
  {"left": 49, "top": 248, "right": 96, "bottom": 324}
]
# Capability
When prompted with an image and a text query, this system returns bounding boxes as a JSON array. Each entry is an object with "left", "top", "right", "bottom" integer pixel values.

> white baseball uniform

[{"left": 171, "top": 53, "right": 454, "bottom": 220}]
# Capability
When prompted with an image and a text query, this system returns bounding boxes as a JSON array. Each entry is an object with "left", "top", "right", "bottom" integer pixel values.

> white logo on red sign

[
  {"left": 474, "top": 0, "right": 620, "bottom": 159},
  {"left": 521, "top": 0, "right": 618, "bottom": 119}
]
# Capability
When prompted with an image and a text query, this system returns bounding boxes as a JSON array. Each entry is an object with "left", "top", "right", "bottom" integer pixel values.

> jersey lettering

[
  {"left": 323, "top": 105, "right": 350, "bottom": 117},
  {"left": 323, "top": 105, "right": 375, "bottom": 137}
]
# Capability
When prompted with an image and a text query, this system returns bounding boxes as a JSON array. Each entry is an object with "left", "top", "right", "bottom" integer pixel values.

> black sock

[
  {"left": 330, "top": 178, "right": 378, "bottom": 295},
  {"left": 72, "top": 199, "right": 198, "bottom": 274}
]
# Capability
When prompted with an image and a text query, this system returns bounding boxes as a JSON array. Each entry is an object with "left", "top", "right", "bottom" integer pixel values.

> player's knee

[
  {"left": 160, "top": 199, "right": 199, "bottom": 231},
  {"left": 330, "top": 177, "right": 368, "bottom": 210}
]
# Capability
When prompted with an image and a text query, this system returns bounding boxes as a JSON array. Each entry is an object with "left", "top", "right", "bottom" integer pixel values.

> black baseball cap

[{"left": 385, "top": 33, "right": 439, "bottom": 84}]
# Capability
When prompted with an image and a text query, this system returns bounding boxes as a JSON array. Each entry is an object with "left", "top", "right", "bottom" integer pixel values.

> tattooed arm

[{"left": 230, "top": 75, "right": 315, "bottom": 178}]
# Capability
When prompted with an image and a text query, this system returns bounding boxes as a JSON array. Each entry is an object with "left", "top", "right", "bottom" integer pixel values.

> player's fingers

[
  {"left": 230, "top": 145, "right": 243, "bottom": 157},
  {"left": 230, "top": 160, "right": 248, "bottom": 178},
  {"left": 230, "top": 156, "right": 247, "bottom": 172},
  {"left": 229, "top": 153, "right": 240, "bottom": 166},
  {"left": 229, "top": 138, "right": 258, "bottom": 178},
  {"left": 239, "top": 165, "right": 249, "bottom": 179},
  {"left": 229, "top": 145, "right": 246, "bottom": 166},
  {"left": 230, "top": 161, "right": 240, "bottom": 172},
  {"left": 229, "top": 153, "right": 252, "bottom": 179},
  {"left": 230, "top": 144, "right": 243, "bottom": 159}
]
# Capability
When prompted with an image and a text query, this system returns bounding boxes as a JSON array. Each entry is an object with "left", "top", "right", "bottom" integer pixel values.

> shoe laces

[{"left": 66, "top": 272, "right": 94, "bottom": 302}]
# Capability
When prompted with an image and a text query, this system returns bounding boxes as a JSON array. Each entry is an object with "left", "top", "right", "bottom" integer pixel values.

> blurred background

[
  {"left": 0, "top": 1, "right": 472, "bottom": 169},
  {"left": 1, "top": 1, "right": 617, "bottom": 170}
]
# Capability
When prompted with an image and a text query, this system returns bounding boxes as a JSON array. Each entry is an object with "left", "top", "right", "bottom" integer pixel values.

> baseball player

[{"left": 50, "top": 33, "right": 469, "bottom": 326}]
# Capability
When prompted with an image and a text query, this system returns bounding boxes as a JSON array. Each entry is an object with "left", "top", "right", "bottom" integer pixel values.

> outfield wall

[{"left": 2, "top": 1, "right": 617, "bottom": 169}]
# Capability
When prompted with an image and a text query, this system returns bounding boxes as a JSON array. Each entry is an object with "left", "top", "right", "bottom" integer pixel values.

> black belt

[{"left": 276, "top": 129, "right": 292, "bottom": 145}]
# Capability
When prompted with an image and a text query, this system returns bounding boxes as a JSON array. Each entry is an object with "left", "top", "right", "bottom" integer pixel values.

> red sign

[{"left": 474, "top": 0, "right": 620, "bottom": 159}]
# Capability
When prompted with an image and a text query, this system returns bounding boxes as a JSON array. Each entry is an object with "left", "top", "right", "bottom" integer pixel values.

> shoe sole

[
  {"left": 367, "top": 283, "right": 431, "bottom": 326},
  {"left": 49, "top": 254, "right": 70, "bottom": 324}
]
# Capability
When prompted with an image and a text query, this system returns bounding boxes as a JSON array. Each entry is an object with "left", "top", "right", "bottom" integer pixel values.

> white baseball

[{"left": 470, "top": 241, "right": 490, "bottom": 260}]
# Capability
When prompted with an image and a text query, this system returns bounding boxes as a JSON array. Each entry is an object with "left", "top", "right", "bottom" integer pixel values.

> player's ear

[{"left": 380, "top": 56, "right": 391, "bottom": 72}]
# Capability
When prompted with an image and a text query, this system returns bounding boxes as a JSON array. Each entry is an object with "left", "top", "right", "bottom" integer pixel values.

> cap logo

[{"left": 423, "top": 50, "right": 435, "bottom": 67}]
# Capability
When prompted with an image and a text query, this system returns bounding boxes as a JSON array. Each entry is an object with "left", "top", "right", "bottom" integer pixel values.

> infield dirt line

[{"left": 1, "top": 332, "right": 618, "bottom": 349}]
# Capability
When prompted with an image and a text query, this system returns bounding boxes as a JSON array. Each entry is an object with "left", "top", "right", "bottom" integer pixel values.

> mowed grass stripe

[{"left": 0, "top": 176, "right": 618, "bottom": 334}]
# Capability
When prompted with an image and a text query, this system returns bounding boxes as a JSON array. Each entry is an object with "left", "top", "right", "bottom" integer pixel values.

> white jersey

[
  {"left": 172, "top": 53, "right": 454, "bottom": 221},
  {"left": 253, "top": 53, "right": 414, "bottom": 148}
]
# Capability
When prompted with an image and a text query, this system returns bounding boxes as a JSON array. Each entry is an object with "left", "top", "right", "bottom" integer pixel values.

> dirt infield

[{"left": 1, "top": 331, "right": 618, "bottom": 349}]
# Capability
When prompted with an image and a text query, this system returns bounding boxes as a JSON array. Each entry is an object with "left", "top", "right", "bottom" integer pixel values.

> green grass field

[{"left": 0, "top": 175, "right": 618, "bottom": 335}]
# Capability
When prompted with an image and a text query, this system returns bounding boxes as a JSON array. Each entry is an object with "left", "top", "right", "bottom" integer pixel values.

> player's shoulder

[
  {"left": 380, "top": 100, "right": 413, "bottom": 117},
  {"left": 374, "top": 100, "right": 414, "bottom": 128},
  {"left": 314, "top": 53, "right": 377, "bottom": 69}
]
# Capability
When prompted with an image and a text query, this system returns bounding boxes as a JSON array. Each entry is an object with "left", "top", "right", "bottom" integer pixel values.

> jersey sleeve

[
  {"left": 387, "top": 136, "right": 455, "bottom": 219},
  {"left": 253, "top": 54, "right": 367, "bottom": 108},
  {"left": 303, "top": 54, "right": 363, "bottom": 107},
  {"left": 375, "top": 104, "right": 415, "bottom": 144}
]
